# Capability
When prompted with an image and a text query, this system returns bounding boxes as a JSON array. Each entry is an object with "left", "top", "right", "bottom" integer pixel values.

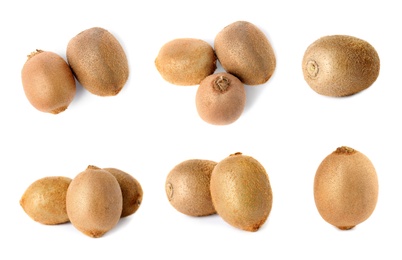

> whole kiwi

[
  {"left": 20, "top": 176, "right": 72, "bottom": 225},
  {"left": 103, "top": 168, "right": 143, "bottom": 218},
  {"left": 66, "top": 165, "right": 123, "bottom": 238},
  {"left": 314, "top": 146, "right": 379, "bottom": 230},
  {"left": 155, "top": 38, "right": 217, "bottom": 86},
  {"left": 165, "top": 159, "right": 217, "bottom": 217},
  {"left": 214, "top": 21, "right": 276, "bottom": 85},
  {"left": 21, "top": 50, "right": 76, "bottom": 114},
  {"left": 302, "top": 35, "right": 380, "bottom": 97},
  {"left": 210, "top": 152, "right": 273, "bottom": 231},
  {"left": 66, "top": 27, "right": 129, "bottom": 96},
  {"left": 195, "top": 72, "right": 246, "bottom": 125}
]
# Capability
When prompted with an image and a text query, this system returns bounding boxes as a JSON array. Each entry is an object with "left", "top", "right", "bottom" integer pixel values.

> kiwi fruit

[
  {"left": 66, "top": 165, "right": 123, "bottom": 238},
  {"left": 155, "top": 38, "right": 217, "bottom": 86},
  {"left": 165, "top": 159, "right": 217, "bottom": 217},
  {"left": 302, "top": 35, "right": 380, "bottom": 97},
  {"left": 214, "top": 21, "right": 276, "bottom": 85},
  {"left": 103, "top": 168, "right": 143, "bottom": 218},
  {"left": 66, "top": 27, "right": 129, "bottom": 96},
  {"left": 21, "top": 50, "right": 76, "bottom": 114},
  {"left": 20, "top": 176, "right": 72, "bottom": 225},
  {"left": 314, "top": 146, "right": 379, "bottom": 230},
  {"left": 196, "top": 72, "right": 246, "bottom": 125},
  {"left": 210, "top": 152, "right": 273, "bottom": 231}
]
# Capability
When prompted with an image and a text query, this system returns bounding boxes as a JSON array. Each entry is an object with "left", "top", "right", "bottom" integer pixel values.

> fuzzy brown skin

[
  {"left": 66, "top": 27, "right": 129, "bottom": 96},
  {"left": 196, "top": 72, "right": 246, "bottom": 125},
  {"left": 21, "top": 50, "right": 76, "bottom": 114},
  {"left": 155, "top": 38, "right": 217, "bottom": 86},
  {"left": 166, "top": 159, "right": 217, "bottom": 217},
  {"left": 302, "top": 35, "right": 380, "bottom": 97},
  {"left": 214, "top": 21, "right": 276, "bottom": 86},
  {"left": 66, "top": 166, "right": 123, "bottom": 238},
  {"left": 314, "top": 146, "right": 379, "bottom": 230},
  {"left": 103, "top": 168, "right": 143, "bottom": 218},
  {"left": 210, "top": 153, "right": 273, "bottom": 232},
  {"left": 20, "top": 176, "right": 72, "bottom": 225}
]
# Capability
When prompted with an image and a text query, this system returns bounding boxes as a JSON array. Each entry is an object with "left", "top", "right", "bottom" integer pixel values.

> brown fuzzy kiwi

[
  {"left": 196, "top": 72, "right": 246, "bottom": 125},
  {"left": 155, "top": 38, "right": 217, "bottom": 86},
  {"left": 103, "top": 168, "right": 143, "bottom": 218},
  {"left": 314, "top": 146, "right": 379, "bottom": 230},
  {"left": 302, "top": 35, "right": 380, "bottom": 97},
  {"left": 214, "top": 21, "right": 276, "bottom": 85},
  {"left": 165, "top": 159, "right": 217, "bottom": 217},
  {"left": 66, "top": 165, "right": 123, "bottom": 238},
  {"left": 20, "top": 176, "right": 72, "bottom": 225},
  {"left": 210, "top": 152, "right": 273, "bottom": 231},
  {"left": 21, "top": 50, "right": 76, "bottom": 114},
  {"left": 66, "top": 27, "right": 129, "bottom": 96}
]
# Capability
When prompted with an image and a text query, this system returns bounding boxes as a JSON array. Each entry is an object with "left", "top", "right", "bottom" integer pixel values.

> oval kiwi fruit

[
  {"left": 21, "top": 50, "right": 76, "bottom": 114},
  {"left": 155, "top": 38, "right": 217, "bottom": 86},
  {"left": 165, "top": 159, "right": 217, "bottom": 217},
  {"left": 314, "top": 146, "right": 379, "bottom": 230},
  {"left": 66, "top": 27, "right": 129, "bottom": 96},
  {"left": 195, "top": 72, "right": 246, "bottom": 125},
  {"left": 103, "top": 167, "right": 143, "bottom": 218},
  {"left": 214, "top": 21, "right": 276, "bottom": 85},
  {"left": 20, "top": 176, "right": 72, "bottom": 225},
  {"left": 66, "top": 165, "right": 123, "bottom": 238},
  {"left": 210, "top": 152, "right": 273, "bottom": 231},
  {"left": 302, "top": 35, "right": 380, "bottom": 97}
]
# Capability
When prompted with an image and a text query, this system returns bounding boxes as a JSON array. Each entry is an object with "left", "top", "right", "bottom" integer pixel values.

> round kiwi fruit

[
  {"left": 302, "top": 35, "right": 380, "bottom": 97},
  {"left": 165, "top": 159, "right": 217, "bottom": 217},
  {"left": 21, "top": 50, "right": 76, "bottom": 114},
  {"left": 210, "top": 152, "right": 273, "bottom": 231},
  {"left": 195, "top": 72, "right": 246, "bottom": 125},
  {"left": 103, "top": 167, "right": 143, "bottom": 218},
  {"left": 314, "top": 146, "right": 379, "bottom": 230},
  {"left": 66, "top": 165, "right": 123, "bottom": 238},
  {"left": 155, "top": 38, "right": 217, "bottom": 86},
  {"left": 66, "top": 27, "right": 129, "bottom": 96},
  {"left": 214, "top": 21, "right": 276, "bottom": 85},
  {"left": 20, "top": 176, "right": 72, "bottom": 225}
]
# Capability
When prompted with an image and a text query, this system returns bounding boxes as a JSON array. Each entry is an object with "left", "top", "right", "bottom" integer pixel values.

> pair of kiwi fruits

[
  {"left": 21, "top": 27, "right": 129, "bottom": 114},
  {"left": 165, "top": 152, "right": 273, "bottom": 232},
  {"left": 20, "top": 165, "right": 143, "bottom": 238}
]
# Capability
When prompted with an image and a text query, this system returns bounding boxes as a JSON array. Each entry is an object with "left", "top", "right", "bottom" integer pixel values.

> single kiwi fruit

[
  {"left": 66, "top": 27, "right": 129, "bottom": 96},
  {"left": 165, "top": 159, "right": 217, "bottom": 217},
  {"left": 20, "top": 176, "right": 72, "bottom": 225},
  {"left": 210, "top": 152, "right": 273, "bottom": 232},
  {"left": 302, "top": 35, "right": 380, "bottom": 97},
  {"left": 155, "top": 38, "right": 217, "bottom": 86},
  {"left": 195, "top": 72, "right": 246, "bottom": 125},
  {"left": 214, "top": 21, "right": 276, "bottom": 85},
  {"left": 103, "top": 168, "right": 143, "bottom": 218},
  {"left": 314, "top": 146, "right": 379, "bottom": 230},
  {"left": 21, "top": 50, "right": 76, "bottom": 114},
  {"left": 66, "top": 165, "right": 123, "bottom": 238}
]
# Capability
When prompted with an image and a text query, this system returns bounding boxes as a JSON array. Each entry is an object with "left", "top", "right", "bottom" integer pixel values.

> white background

[{"left": 1, "top": 0, "right": 401, "bottom": 259}]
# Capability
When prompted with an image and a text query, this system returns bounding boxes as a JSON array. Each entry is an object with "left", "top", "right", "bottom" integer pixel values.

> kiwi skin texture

[
  {"left": 155, "top": 38, "right": 217, "bottom": 86},
  {"left": 21, "top": 50, "right": 76, "bottom": 114},
  {"left": 103, "top": 168, "right": 143, "bottom": 218},
  {"left": 196, "top": 72, "right": 246, "bottom": 125},
  {"left": 20, "top": 176, "right": 72, "bottom": 225},
  {"left": 66, "top": 165, "right": 123, "bottom": 238},
  {"left": 166, "top": 159, "right": 217, "bottom": 217},
  {"left": 214, "top": 21, "right": 276, "bottom": 86},
  {"left": 210, "top": 152, "right": 273, "bottom": 232},
  {"left": 66, "top": 27, "right": 129, "bottom": 96},
  {"left": 314, "top": 146, "right": 379, "bottom": 230},
  {"left": 302, "top": 35, "right": 380, "bottom": 97}
]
